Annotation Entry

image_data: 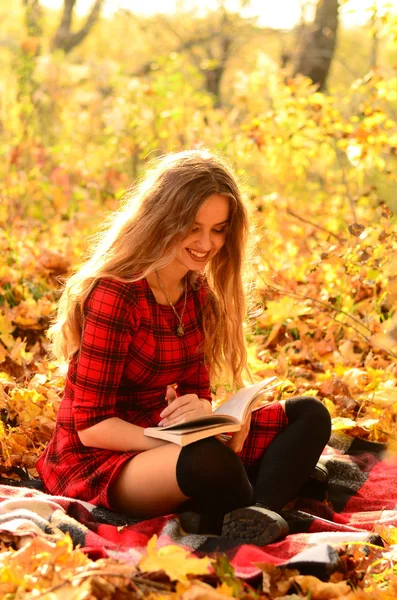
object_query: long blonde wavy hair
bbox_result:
[48,149,250,388]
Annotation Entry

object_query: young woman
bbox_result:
[36,150,331,546]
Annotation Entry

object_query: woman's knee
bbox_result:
[285,396,332,442]
[108,443,187,517]
[176,437,253,508]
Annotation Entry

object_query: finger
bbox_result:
[217,434,232,444]
[161,394,197,417]
[159,410,197,427]
[160,407,200,426]
[226,439,241,452]
[160,399,205,424]
[160,395,192,419]
[166,387,177,404]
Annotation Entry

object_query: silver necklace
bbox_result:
[155,270,188,337]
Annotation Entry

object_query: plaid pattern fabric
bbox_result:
[36,276,287,510]
[238,402,288,471]
[36,277,212,508]
[4,433,397,580]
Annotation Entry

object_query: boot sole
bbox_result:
[222,507,289,546]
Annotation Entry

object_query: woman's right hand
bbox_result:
[158,392,212,427]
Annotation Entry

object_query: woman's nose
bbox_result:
[197,230,212,251]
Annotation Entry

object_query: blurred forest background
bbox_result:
[0,0,397,472]
[0,0,397,595]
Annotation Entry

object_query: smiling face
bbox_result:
[174,194,230,274]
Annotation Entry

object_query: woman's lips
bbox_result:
[186,248,210,262]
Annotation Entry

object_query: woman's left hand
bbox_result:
[158,393,212,427]
[222,412,252,453]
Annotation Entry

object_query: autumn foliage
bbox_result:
[0,2,397,597]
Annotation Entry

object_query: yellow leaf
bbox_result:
[341,368,368,394]
[374,524,397,546]
[0,372,14,385]
[303,389,319,398]
[8,388,43,423]
[292,574,350,598]
[372,313,397,352]
[9,338,33,365]
[260,297,311,327]
[216,582,235,597]
[8,432,28,452]
[176,581,234,600]
[331,417,356,431]
[0,313,15,350]
[356,418,379,431]
[372,384,397,406]
[0,344,7,364]
[139,535,212,582]
[323,398,337,418]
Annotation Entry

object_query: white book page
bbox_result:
[145,377,279,435]
[156,413,239,431]
[213,377,279,423]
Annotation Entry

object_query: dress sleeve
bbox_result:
[72,279,138,431]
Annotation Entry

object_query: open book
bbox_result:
[144,377,280,447]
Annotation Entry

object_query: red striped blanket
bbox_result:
[0,433,395,579]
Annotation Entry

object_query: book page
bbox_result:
[144,422,241,446]
[213,377,279,423]
[155,413,239,431]
[144,377,279,437]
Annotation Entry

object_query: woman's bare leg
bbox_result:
[108,443,189,518]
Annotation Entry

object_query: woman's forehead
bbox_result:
[195,194,230,224]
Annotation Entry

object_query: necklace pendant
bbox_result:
[176,324,185,337]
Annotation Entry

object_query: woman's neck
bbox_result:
[145,266,188,305]
[153,265,187,289]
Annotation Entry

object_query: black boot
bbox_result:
[298,462,329,501]
[222,505,289,546]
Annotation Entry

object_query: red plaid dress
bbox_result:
[36,277,287,509]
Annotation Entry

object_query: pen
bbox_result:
[165,383,179,404]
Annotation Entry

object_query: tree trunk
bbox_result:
[370,4,378,69]
[202,34,231,107]
[203,67,223,107]
[294,0,339,91]
[23,0,43,39]
[51,0,104,53]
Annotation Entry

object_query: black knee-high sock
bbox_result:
[253,397,331,512]
[176,437,253,514]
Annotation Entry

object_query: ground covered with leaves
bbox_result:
[0,193,396,598]
[1,523,397,599]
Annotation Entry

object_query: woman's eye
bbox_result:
[190,227,227,234]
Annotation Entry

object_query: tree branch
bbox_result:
[53,0,76,44]
[69,0,104,49]
[52,0,104,53]
[260,279,397,360]
[131,32,221,76]
[286,208,343,241]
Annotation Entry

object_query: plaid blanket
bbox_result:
[1,433,396,580]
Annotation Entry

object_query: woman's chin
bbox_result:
[188,260,209,271]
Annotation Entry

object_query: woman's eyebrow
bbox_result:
[194,220,229,226]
